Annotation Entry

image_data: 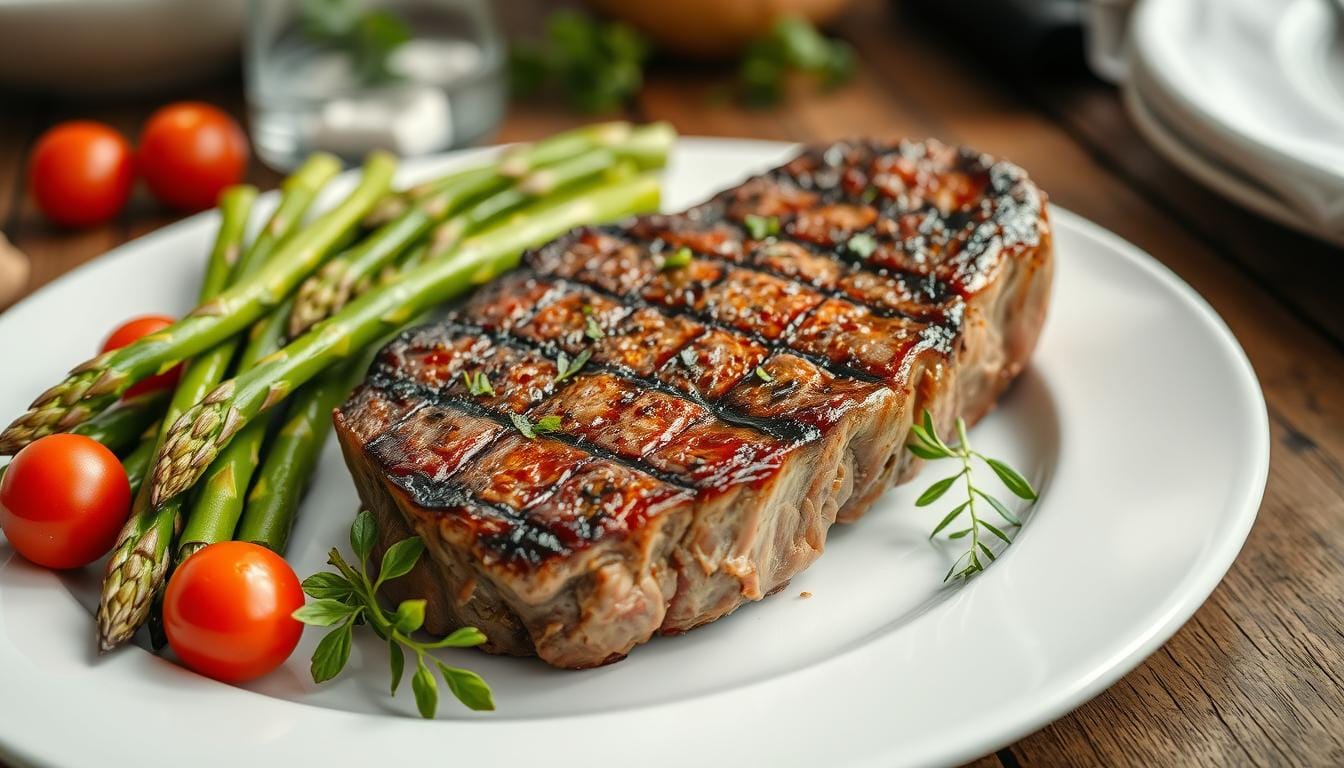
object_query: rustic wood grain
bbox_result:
[0,1,1341,764]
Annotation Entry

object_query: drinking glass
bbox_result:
[245,0,505,169]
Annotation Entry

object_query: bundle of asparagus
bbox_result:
[0,121,673,651]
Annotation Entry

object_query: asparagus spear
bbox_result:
[0,389,168,486]
[0,152,397,454]
[120,428,159,499]
[286,167,504,337]
[171,158,348,562]
[426,151,637,261]
[360,122,645,228]
[71,390,169,456]
[236,357,364,553]
[151,171,663,505]
[174,293,300,562]
[236,153,343,278]
[285,124,672,338]
[97,185,259,652]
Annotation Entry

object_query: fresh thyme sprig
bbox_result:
[908,410,1037,581]
[293,511,494,716]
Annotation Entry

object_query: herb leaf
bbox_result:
[661,246,693,270]
[510,412,538,439]
[311,621,354,683]
[412,659,438,718]
[438,662,496,711]
[847,233,878,258]
[754,365,774,383]
[915,473,960,507]
[984,458,1038,500]
[296,512,495,717]
[350,509,376,565]
[535,415,563,434]
[463,371,495,397]
[973,487,1021,526]
[388,639,406,695]
[744,214,780,239]
[584,314,605,340]
[293,599,360,627]
[426,626,489,649]
[929,501,969,538]
[554,348,592,384]
[378,537,426,584]
[906,441,947,461]
[908,410,1037,582]
[302,571,355,601]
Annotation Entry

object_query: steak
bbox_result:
[334,139,1054,668]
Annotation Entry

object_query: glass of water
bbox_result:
[245,0,505,170]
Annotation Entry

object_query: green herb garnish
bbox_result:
[846,233,878,258]
[744,214,781,240]
[511,412,562,439]
[462,371,494,397]
[754,365,774,383]
[293,511,494,717]
[908,410,1037,581]
[584,314,605,340]
[554,348,592,384]
[661,246,693,271]
[508,10,650,113]
[739,16,855,107]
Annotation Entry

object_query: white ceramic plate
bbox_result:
[1122,70,1344,245]
[0,139,1268,768]
[1129,0,1344,235]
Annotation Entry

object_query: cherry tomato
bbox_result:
[28,121,135,228]
[163,541,304,683]
[137,103,249,212]
[0,434,131,569]
[101,314,182,398]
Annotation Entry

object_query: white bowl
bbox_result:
[0,0,244,93]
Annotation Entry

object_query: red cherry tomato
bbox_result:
[101,314,182,398]
[163,541,305,683]
[28,121,135,228]
[0,434,131,569]
[138,102,249,212]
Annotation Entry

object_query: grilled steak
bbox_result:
[334,139,1054,668]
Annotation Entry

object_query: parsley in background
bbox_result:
[739,16,855,107]
[508,11,854,112]
[509,11,650,113]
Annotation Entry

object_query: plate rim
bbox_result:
[1122,66,1344,245]
[0,137,1269,768]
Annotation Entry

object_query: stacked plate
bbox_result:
[1124,0,1344,243]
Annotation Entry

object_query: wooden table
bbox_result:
[1,1,1341,764]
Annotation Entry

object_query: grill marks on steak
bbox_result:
[334,139,1053,667]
